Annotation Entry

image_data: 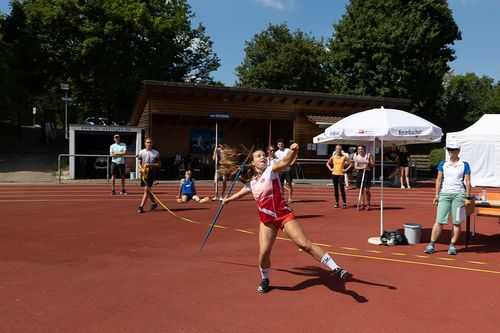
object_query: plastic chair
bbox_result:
[473,192,500,237]
[94,157,108,177]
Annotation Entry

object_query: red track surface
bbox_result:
[1,182,499,332]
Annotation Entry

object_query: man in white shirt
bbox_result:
[275,139,295,203]
[137,137,161,213]
[109,134,127,195]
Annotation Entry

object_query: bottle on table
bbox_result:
[481,188,487,201]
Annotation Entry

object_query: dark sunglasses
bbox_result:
[447,148,459,151]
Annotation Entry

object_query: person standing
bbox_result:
[275,139,295,203]
[326,145,351,208]
[221,143,351,293]
[137,137,161,213]
[398,145,412,189]
[109,134,127,195]
[347,146,357,189]
[267,144,278,166]
[212,143,227,201]
[354,145,373,210]
[424,142,471,255]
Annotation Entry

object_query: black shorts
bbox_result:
[140,170,156,188]
[399,163,409,168]
[356,170,372,188]
[279,170,292,184]
[111,163,125,177]
[182,193,195,201]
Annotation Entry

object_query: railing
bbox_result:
[58,154,112,184]
[59,153,140,184]
[294,159,326,179]
[294,158,417,183]
[58,153,137,184]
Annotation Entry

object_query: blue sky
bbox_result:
[1,0,499,86]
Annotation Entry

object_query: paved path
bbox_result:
[0,126,66,183]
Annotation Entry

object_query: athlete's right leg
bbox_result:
[257,223,278,293]
[259,223,278,268]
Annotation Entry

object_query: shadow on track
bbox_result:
[166,207,210,212]
[207,260,396,303]
[295,214,324,219]
[272,266,397,303]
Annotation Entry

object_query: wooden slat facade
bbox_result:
[130,81,410,178]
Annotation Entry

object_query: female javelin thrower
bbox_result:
[221,143,351,293]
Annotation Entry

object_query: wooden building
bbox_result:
[129,81,409,179]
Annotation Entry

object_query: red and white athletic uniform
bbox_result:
[246,166,295,229]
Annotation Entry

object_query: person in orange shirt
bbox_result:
[326,145,352,208]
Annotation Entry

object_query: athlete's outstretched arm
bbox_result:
[222,186,251,205]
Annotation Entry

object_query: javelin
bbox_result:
[357,169,366,210]
[199,145,254,253]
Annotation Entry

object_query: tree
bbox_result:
[0,18,13,121]
[1,0,220,124]
[327,0,461,121]
[1,1,50,129]
[236,23,328,92]
[440,73,500,133]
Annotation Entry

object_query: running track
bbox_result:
[0,182,499,332]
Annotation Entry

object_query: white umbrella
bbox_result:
[313,107,443,236]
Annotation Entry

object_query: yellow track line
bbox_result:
[326,251,500,275]
[144,184,500,274]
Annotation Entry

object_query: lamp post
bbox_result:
[32,107,36,126]
[60,83,70,139]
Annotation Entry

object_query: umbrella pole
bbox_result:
[368,138,384,246]
[380,138,384,236]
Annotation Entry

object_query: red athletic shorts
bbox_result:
[260,212,296,230]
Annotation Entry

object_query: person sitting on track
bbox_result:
[177,170,209,204]
[220,143,352,294]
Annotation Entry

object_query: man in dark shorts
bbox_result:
[275,139,295,203]
[137,137,161,213]
[109,134,127,195]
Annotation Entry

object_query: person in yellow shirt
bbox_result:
[326,145,352,208]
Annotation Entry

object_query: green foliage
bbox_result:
[327,0,461,121]
[428,148,445,175]
[0,0,220,124]
[440,73,500,133]
[236,23,328,92]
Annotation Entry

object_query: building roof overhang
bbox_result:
[130,81,410,125]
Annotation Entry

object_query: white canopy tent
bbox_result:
[313,107,443,236]
[446,114,500,188]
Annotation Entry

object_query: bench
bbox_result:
[410,154,430,176]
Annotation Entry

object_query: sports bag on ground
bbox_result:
[380,230,409,246]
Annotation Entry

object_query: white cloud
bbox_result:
[256,0,287,10]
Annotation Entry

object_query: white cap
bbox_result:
[446,142,460,150]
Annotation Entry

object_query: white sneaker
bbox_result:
[212,196,218,201]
